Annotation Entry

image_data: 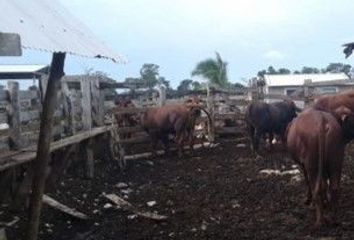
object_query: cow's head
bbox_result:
[184,96,202,107]
[283,99,301,118]
[334,106,354,141]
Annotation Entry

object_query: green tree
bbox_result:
[191,81,202,90]
[324,63,352,74]
[233,82,245,89]
[177,79,193,92]
[267,66,277,74]
[140,63,160,89]
[301,67,320,74]
[158,76,170,89]
[257,66,290,76]
[278,68,291,74]
[125,77,141,84]
[257,70,267,77]
[191,52,229,87]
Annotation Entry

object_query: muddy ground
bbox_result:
[3,139,354,240]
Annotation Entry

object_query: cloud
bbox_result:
[263,50,286,60]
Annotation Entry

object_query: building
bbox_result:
[263,73,353,97]
[262,73,354,109]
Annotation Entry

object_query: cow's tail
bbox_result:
[315,117,327,201]
[191,106,214,142]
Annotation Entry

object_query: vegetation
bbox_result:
[191,52,229,87]
[257,63,352,77]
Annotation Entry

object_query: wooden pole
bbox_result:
[206,84,215,142]
[7,81,21,150]
[26,52,66,240]
[158,84,166,106]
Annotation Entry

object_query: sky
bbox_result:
[2,0,354,88]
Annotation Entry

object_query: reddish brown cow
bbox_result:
[114,98,138,139]
[286,109,345,227]
[141,102,212,157]
[313,90,354,142]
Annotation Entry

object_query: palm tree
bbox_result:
[191,52,228,87]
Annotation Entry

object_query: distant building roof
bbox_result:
[264,73,351,87]
[0,64,48,73]
[0,64,49,79]
[0,0,125,62]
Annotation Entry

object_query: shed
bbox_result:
[263,73,353,96]
[0,64,49,82]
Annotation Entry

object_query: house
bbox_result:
[263,73,353,97]
[262,73,354,108]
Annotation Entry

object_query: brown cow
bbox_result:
[114,98,138,139]
[313,90,354,142]
[142,101,212,157]
[246,99,299,154]
[286,109,345,227]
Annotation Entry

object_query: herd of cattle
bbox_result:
[114,90,354,228]
[246,90,354,228]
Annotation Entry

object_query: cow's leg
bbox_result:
[321,179,329,209]
[268,132,274,153]
[247,124,256,153]
[253,129,262,155]
[188,131,195,156]
[161,133,170,156]
[176,131,185,158]
[328,166,342,225]
[310,172,324,228]
[300,165,312,206]
[149,131,159,157]
[174,119,187,158]
[328,176,340,225]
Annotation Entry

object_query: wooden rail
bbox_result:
[0,125,113,171]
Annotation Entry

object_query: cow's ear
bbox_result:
[335,106,352,122]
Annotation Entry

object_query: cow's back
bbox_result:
[245,101,272,131]
[142,105,189,131]
[286,109,343,164]
[268,101,297,135]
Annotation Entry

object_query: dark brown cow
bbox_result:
[313,90,354,142]
[245,99,299,154]
[141,101,212,157]
[286,109,345,227]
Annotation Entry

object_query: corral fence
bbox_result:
[110,86,251,165]
[0,75,125,207]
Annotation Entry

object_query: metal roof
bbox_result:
[264,73,350,87]
[0,0,125,63]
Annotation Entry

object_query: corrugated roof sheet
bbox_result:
[0,64,48,73]
[264,73,350,87]
[0,0,125,63]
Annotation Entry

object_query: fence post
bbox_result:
[90,77,104,126]
[206,84,215,142]
[80,76,94,178]
[158,84,166,106]
[62,81,74,136]
[7,81,21,150]
[81,75,92,130]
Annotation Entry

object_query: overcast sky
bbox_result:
[3,0,354,88]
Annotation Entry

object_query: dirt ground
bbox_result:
[4,138,354,240]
